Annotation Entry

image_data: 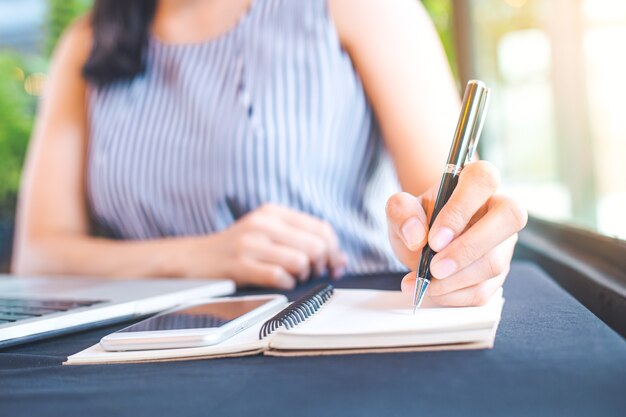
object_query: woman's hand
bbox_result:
[188,204,348,290]
[386,161,528,306]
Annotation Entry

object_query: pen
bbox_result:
[412,80,491,313]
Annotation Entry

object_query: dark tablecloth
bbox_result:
[1,261,624,417]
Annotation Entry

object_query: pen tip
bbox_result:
[412,278,430,313]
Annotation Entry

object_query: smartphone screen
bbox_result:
[118,297,275,333]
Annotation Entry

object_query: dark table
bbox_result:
[1,261,624,417]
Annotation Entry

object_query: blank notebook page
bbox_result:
[279,288,504,337]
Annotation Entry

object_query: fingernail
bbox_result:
[430,258,457,279]
[430,227,455,251]
[401,217,425,249]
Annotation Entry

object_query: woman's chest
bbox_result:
[87,37,371,190]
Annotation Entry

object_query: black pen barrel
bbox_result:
[417,171,460,280]
[417,244,435,281]
[429,170,460,226]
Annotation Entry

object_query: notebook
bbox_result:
[64,284,504,365]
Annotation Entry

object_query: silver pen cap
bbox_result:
[446,80,490,168]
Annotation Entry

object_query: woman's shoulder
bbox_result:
[328,0,428,50]
[52,14,93,70]
[41,14,93,108]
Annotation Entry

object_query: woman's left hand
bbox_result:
[385,161,528,306]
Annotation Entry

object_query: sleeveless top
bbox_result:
[86,0,405,273]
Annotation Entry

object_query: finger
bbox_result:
[429,161,500,252]
[330,252,349,280]
[428,274,505,307]
[430,195,527,279]
[246,237,312,283]
[385,192,429,267]
[266,205,346,273]
[238,257,296,290]
[285,213,347,275]
[270,227,333,277]
[427,235,516,297]
[244,209,334,276]
[400,271,418,297]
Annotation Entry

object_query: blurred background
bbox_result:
[0,0,625,272]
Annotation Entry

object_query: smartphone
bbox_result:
[100,294,287,351]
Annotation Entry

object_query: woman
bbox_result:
[13,0,526,306]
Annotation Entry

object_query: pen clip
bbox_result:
[465,87,490,164]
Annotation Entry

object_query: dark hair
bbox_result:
[82,0,158,87]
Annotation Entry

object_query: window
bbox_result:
[452,0,626,239]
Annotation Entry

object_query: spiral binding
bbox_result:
[258,284,334,339]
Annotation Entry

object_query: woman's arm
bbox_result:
[13,19,195,279]
[332,0,527,306]
[330,0,459,195]
[13,19,346,288]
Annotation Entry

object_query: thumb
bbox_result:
[385,192,429,268]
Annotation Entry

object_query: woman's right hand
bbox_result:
[186,204,348,290]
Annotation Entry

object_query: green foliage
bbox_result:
[0,0,92,218]
[0,54,37,217]
[422,0,458,79]
[46,0,92,57]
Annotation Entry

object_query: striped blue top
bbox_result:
[86,0,405,273]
